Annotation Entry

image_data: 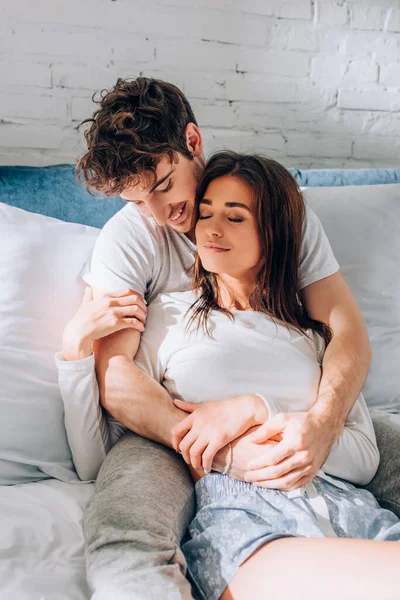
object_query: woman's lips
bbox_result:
[203,245,230,253]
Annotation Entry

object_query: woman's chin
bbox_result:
[202,264,224,275]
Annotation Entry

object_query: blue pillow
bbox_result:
[1,164,400,228]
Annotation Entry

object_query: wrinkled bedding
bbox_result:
[0,479,94,600]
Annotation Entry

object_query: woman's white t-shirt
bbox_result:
[56,290,379,485]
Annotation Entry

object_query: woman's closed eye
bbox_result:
[198,214,244,223]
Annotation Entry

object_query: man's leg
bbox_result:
[361,418,400,518]
[83,432,196,600]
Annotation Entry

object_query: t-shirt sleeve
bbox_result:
[133,296,172,383]
[298,204,339,290]
[81,205,155,299]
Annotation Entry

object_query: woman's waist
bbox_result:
[194,471,352,505]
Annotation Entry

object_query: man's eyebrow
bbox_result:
[149,169,174,193]
[200,198,252,212]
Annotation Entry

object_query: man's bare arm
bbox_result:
[94,326,265,480]
[94,328,185,448]
[303,271,372,440]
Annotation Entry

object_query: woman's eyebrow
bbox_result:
[200,198,251,212]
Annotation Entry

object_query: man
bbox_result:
[74,76,400,599]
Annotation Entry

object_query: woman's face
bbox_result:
[195,175,263,278]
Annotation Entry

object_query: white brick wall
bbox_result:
[1,0,399,168]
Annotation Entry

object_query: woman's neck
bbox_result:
[217,274,255,311]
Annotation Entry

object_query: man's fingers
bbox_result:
[250,414,286,443]
[247,442,293,470]
[245,453,307,483]
[253,466,309,491]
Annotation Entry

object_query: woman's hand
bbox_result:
[171,395,269,473]
[62,287,147,360]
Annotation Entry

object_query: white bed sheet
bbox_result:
[0,413,398,600]
[0,479,94,600]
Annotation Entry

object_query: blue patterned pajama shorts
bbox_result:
[182,472,400,600]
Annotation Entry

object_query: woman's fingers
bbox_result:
[109,288,136,299]
[115,305,147,324]
[178,431,199,465]
[84,286,93,301]
[189,438,209,470]
[123,318,145,333]
[171,417,193,452]
[112,292,147,313]
[79,286,93,306]
[201,443,219,473]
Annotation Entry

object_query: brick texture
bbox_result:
[0,0,399,167]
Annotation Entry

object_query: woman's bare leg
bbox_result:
[220,537,399,600]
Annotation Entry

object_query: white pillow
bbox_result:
[0,203,99,484]
[302,184,400,414]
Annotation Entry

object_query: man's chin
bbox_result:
[170,222,190,233]
[169,216,195,235]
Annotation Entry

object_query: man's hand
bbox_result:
[242,410,337,490]
[171,395,269,473]
[214,426,280,482]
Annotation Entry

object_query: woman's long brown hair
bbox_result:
[187,151,333,347]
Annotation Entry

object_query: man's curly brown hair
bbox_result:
[76,77,198,196]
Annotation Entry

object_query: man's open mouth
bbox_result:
[169,202,187,224]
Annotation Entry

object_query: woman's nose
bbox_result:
[206,221,223,238]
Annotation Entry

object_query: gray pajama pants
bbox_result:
[83,420,400,600]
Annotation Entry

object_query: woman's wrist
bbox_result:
[247,394,269,425]
[62,324,93,361]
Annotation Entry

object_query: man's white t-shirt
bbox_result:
[82,201,339,300]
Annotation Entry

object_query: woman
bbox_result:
[58,152,400,600]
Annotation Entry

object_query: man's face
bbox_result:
[119,153,204,234]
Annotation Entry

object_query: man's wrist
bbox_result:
[309,400,343,441]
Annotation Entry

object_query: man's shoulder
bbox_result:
[151,290,196,311]
[94,203,171,263]
[103,202,159,239]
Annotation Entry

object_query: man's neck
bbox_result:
[184,229,196,244]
